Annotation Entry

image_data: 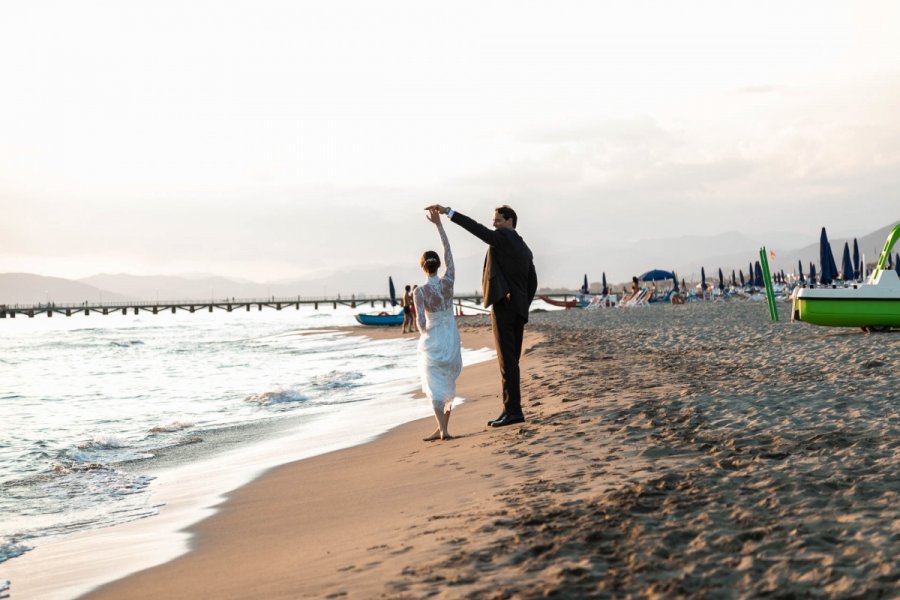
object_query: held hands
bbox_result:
[425,204,448,215]
[425,207,441,224]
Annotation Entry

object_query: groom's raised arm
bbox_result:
[448,210,501,247]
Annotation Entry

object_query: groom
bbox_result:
[426,204,537,427]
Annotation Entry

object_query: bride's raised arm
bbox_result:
[436,220,454,285]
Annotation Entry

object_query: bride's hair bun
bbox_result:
[420,250,441,274]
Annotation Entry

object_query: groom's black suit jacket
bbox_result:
[450,211,538,321]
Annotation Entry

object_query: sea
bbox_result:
[0,304,495,597]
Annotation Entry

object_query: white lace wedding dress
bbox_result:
[414,223,462,412]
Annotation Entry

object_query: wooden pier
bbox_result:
[0,294,491,319]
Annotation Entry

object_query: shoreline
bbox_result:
[0,324,497,600]
[79,320,530,600]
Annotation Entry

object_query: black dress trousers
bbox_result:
[490,300,526,417]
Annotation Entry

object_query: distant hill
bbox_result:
[0,273,132,305]
[3,222,896,303]
[79,274,272,303]
[764,221,899,277]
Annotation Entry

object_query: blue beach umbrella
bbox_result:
[798,260,805,283]
[739,270,745,286]
[896,252,900,274]
[672,271,679,292]
[809,263,817,285]
[701,267,707,291]
[754,261,763,287]
[718,268,725,291]
[852,238,860,280]
[819,227,838,285]
[581,274,589,294]
[731,270,737,287]
[601,272,608,296]
[388,276,397,307]
[841,242,853,281]
[639,269,676,281]
[889,253,895,270]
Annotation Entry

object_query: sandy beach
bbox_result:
[73,303,900,597]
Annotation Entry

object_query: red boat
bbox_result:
[539,295,581,308]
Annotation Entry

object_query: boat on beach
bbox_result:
[539,295,582,309]
[792,223,900,330]
[354,311,404,326]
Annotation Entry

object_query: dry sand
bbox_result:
[81,303,898,598]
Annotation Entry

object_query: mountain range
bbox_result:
[1,222,896,305]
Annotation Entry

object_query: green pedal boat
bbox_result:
[792,223,900,330]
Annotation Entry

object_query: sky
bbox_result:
[2,0,900,286]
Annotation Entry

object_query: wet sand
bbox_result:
[83,303,898,598]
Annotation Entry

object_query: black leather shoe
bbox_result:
[490,414,525,427]
[487,413,507,427]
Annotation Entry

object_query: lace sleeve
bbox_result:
[437,222,454,304]
[413,287,426,332]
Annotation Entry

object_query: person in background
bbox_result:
[401,285,414,334]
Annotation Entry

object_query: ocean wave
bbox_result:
[110,340,144,347]
[244,389,309,406]
[310,370,364,389]
[77,435,125,450]
[0,538,32,563]
[149,421,194,433]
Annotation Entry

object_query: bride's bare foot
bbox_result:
[440,432,453,440]
[422,429,441,442]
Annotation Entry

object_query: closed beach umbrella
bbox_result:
[889,254,895,270]
[852,238,860,279]
[896,252,900,274]
[798,260,805,283]
[582,273,589,294]
[819,227,838,285]
[739,270,745,286]
[672,270,679,292]
[389,276,397,307]
[601,272,608,295]
[809,263,817,285]
[754,261,763,287]
[718,268,725,291]
[682,278,686,291]
[701,267,707,290]
[841,242,853,281]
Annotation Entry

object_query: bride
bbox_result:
[414,207,463,441]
